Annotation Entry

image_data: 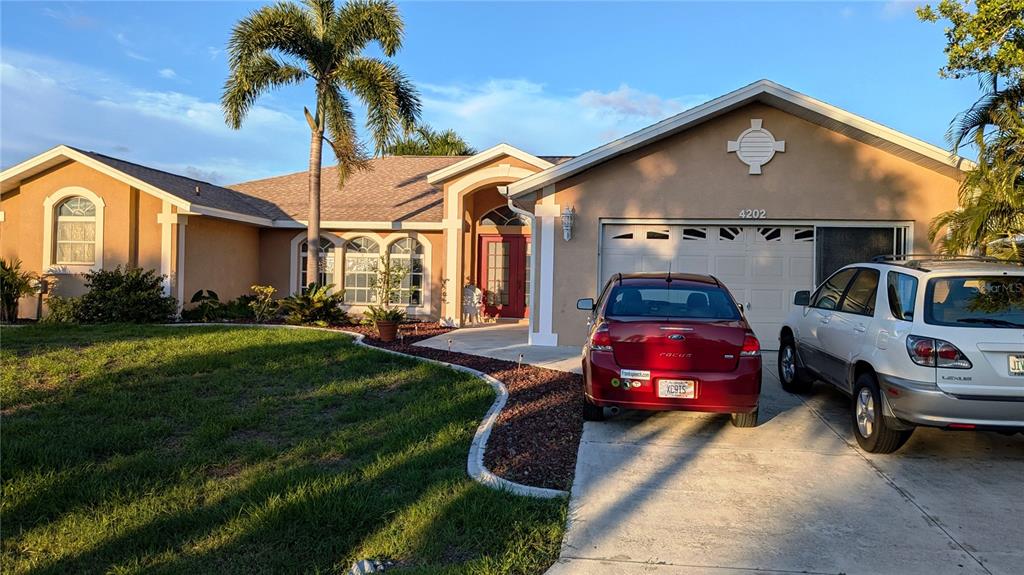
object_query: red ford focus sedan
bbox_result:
[577,273,762,427]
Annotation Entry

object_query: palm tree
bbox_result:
[385,125,476,156]
[947,73,1024,154]
[223,0,420,287]
[930,120,1024,261]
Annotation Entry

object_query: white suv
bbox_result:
[778,257,1024,453]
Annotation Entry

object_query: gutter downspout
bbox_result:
[499,185,537,343]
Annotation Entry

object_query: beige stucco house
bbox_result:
[0,80,965,348]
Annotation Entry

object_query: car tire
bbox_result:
[851,373,913,454]
[582,398,606,421]
[778,338,813,394]
[731,409,758,428]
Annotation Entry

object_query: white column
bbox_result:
[441,194,464,326]
[531,186,559,346]
[158,201,174,296]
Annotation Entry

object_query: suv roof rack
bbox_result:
[871,254,1021,271]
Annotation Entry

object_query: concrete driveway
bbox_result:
[547,352,1024,575]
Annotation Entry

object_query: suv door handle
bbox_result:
[853,323,867,333]
[818,316,830,324]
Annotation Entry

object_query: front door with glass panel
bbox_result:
[479,235,528,318]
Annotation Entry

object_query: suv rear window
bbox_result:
[924,276,1024,328]
[605,284,740,320]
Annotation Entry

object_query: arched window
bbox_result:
[54,196,97,265]
[479,205,528,226]
[344,236,379,304]
[388,238,424,306]
[299,237,337,291]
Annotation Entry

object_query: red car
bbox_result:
[577,273,762,427]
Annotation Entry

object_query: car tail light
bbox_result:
[906,335,972,369]
[590,323,613,352]
[740,333,761,357]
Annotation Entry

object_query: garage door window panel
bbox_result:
[810,268,857,311]
[839,269,880,316]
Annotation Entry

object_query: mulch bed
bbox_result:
[351,322,583,492]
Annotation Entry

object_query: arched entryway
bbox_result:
[476,205,530,319]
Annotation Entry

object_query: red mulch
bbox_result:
[352,322,583,492]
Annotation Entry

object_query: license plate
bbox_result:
[658,379,696,399]
[1010,355,1024,376]
[620,369,651,380]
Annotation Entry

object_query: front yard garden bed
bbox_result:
[351,325,584,492]
[0,324,566,574]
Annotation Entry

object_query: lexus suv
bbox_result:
[778,256,1024,453]
[577,273,762,427]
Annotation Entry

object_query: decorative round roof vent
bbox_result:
[727,119,785,175]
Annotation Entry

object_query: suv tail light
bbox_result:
[590,323,613,351]
[906,335,972,369]
[740,334,761,357]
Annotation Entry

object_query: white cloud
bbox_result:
[881,1,917,19]
[158,68,177,79]
[419,79,706,155]
[206,46,222,60]
[0,49,305,183]
[840,6,855,19]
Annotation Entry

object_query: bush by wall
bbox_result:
[76,266,177,323]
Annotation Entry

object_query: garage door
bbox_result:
[600,224,815,349]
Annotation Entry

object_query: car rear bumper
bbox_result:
[584,351,761,413]
[878,373,1024,429]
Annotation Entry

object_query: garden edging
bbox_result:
[164,323,568,499]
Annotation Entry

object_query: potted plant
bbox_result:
[364,305,406,342]
[365,255,412,341]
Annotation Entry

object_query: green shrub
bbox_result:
[363,305,406,323]
[77,266,177,323]
[43,295,81,324]
[280,284,347,326]
[248,285,279,323]
[184,289,222,322]
[222,294,257,320]
[1,258,36,323]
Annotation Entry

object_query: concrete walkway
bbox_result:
[547,352,1024,575]
[415,323,582,373]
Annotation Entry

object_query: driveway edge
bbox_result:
[163,323,567,499]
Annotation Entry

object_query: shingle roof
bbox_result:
[74,148,280,220]
[230,155,468,223]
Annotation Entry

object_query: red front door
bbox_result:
[479,235,529,318]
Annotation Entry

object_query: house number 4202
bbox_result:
[738,209,767,219]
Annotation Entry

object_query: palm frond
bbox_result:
[222,54,308,128]
[337,56,420,154]
[226,2,316,70]
[321,83,370,183]
[333,0,404,57]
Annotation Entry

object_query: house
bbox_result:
[0,80,965,348]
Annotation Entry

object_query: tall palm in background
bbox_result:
[931,105,1024,260]
[385,125,477,156]
[223,0,420,287]
[947,73,1024,154]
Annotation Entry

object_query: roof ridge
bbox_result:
[70,147,230,190]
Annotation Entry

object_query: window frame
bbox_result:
[809,268,858,311]
[886,271,919,322]
[42,187,106,274]
[838,268,880,317]
[343,236,381,305]
[298,237,338,292]
[388,237,425,307]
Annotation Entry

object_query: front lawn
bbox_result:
[0,325,566,574]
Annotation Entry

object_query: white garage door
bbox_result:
[600,224,815,349]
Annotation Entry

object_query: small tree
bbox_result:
[369,254,410,308]
[0,258,37,323]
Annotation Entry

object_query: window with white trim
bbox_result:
[299,237,336,291]
[480,206,527,226]
[388,238,424,305]
[54,196,97,264]
[344,236,379,304]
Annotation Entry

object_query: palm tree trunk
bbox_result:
[306,120,324,288]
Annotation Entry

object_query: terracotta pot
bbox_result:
[375,320,399,342]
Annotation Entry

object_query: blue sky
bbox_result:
[1,1,979,184]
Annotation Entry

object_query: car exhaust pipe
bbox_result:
[608,406,620,416]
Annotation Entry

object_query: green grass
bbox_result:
[0,325,566,575]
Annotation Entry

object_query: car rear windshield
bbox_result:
[604,283,741,320]
[924,276,1024,328]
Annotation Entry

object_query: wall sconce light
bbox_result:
[561,206,575,241]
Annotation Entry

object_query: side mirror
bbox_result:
[576,298,595,311]
[793,290,811,306]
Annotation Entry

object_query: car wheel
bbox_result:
[778,338,813,394]
[851,373,912,454]
[582,398,606,421]
[730,409,758,428]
